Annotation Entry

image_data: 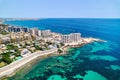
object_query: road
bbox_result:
[0,48,58,78]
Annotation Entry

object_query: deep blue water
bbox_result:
[4,18,120,80]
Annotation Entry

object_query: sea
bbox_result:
[3,18,120,80]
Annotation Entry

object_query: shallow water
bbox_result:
[6,41,120,80]
[4,19,120,80]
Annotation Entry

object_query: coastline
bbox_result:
[0,24,106,80]
[1,51,60,80]
[0,48,58,79]
[0,37,106,79]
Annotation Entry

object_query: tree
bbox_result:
[57,44,60,48]
[2,52,12,64]
[58,49,63,54]
[60,42,64,46]
[34,45,40,50]
[6,44,20,56]
[46,42,52,45]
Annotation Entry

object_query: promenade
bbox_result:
[0,48,58,78]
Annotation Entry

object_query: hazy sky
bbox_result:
[0,0,120,18]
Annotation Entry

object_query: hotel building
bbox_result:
[38,30,41,36]
[30,28,38,35]
[8,26,29,33]
[61,33,81,43]
[42,30,51,37]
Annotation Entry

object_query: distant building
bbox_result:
[0,21,2,24]
[38,30,41,36]
[42,30,51,37]
[61,33,81,43]
[30,28,38,35]
[8,26,29,33]
[1,37,11,43]
[15,27,21,32]
[8,26,14,32]
[21,27,29,32]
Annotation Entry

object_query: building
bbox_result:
[21,49,31,57]
[1,37,11,43]
[7,26,14,32]
[61,35,70,43]
[38,30,41,36]
[30,28,38,35]
[70,33,81,42]
[61,33,81,43]
[8,26,29,33]
[42,30,51,37]
[21,27,29,32]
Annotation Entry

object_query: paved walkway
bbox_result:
[0,48,58,78]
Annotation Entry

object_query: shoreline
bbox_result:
[1,51,60,80]
[0,48,58,79]
[0,37,106,79]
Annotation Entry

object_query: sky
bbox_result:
[0,0,120,18]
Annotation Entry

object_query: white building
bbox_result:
[30,28,42,37]
[0,21,2,24]
[42,30,51,37]
[1,37,11,43]
[61,35,70,43]
[70,33,81,42]
[30,28,38,35]
[61,33,81,43]
[38,30,41,36]
[21,49,31,57]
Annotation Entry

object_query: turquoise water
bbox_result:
[4,19,120,80]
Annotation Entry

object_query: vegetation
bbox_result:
[0,62,6,68]
[46,42,52,45]
[58,48,63,54]
[6,44,20,56]
[25,41,31,46]
[0,24,9,27]
[34,45,43,50]
[6,44,14,50]
[2,52,12,64]
[57,44,60,48]
[60,42,64,46]
[0,30,9,35]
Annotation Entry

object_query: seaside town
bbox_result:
[0,20,103,78]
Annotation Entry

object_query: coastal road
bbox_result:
[0,48,58,78]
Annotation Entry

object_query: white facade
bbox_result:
[70,33,81,42]
[38,30,41,36]
[61,35,70,43]
[30,28,38,36]
[42,30,51,37]
[61,33,81,43]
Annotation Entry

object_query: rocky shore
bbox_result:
[0,37,106,79]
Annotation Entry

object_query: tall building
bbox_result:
[8,26,13,32]
[70,33,81,42]
[8,26,30,33]
[61,33,81,43]
[29,28,42,37]
[21,27,29,32]
[38,30,41,36]
[30,28,38,35]
[42,30,51,37]
[61,35,70,43]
